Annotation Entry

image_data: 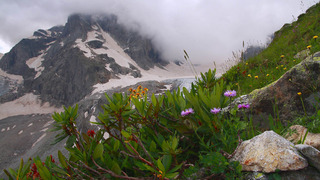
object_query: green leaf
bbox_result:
[21,160,32,178]
[151,94,157,105]
[121,130,130,138]
[3,169,14,180]
[166,172,179,178]
[111,162,122,175]
[143,163,157,173]
[157,159,165,173]
[161,140,170,152]
[35,159,51,180]
[66,135,76,148]
[113,139,120,151]
[162,155,172,172]
[93,143,104,159]
[168,162,183,173]
[58,151,68,169]
[8,168,17,177]
[82,133,90,144]
[16,158,23,178]
[52,167,67,175]
[171,136,179,151]
[150,141,157,152]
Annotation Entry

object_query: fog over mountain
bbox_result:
[0,0,317,64]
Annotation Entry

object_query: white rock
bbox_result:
[231,131,308,173]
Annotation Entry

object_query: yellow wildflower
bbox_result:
[283,68,287,70]
[266,74,269,77]
[276,67,279,69]
[248,74,252,78]
[297,92,302,96]
[307,45,312,49]
[246,63,248,65]
[254,76,258,79]
[293,60,296,62]
[281,65,284,67]
[280,55,285,58]
[313,35,318,39]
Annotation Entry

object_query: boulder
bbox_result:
[286,125,320,150]
[295,144,320,171]
[231,131,308,173]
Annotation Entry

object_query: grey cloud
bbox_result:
[0,0,317,64]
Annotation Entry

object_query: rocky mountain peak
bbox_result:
[0,13,169,106]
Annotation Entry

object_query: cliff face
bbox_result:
[0,14,167,106]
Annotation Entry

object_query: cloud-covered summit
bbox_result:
[0,0,317,64]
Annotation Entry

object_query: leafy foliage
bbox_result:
[3,69,254,179]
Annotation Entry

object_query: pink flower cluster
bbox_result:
[224,90,236,97]
[238,104,250,109]
[181,108,194,117]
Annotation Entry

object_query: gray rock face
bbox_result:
[231,131,308,173]
[295,144,320,171]
[0,14,167,106]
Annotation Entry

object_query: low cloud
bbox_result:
[0,0,317,64]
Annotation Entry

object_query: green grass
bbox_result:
[222,2,320,95]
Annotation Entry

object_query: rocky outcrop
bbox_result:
[231,131,308,173]
[241,53,320,128]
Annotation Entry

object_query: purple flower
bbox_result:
[210,108,221,114]
[243,104,250,109]
[224,90,236,97]
[181,108,194,117]
[238,103,250,109]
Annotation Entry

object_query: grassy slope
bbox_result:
[222,3,320,96]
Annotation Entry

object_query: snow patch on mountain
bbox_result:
[0,93,62,120]
[74,39,94,58]
[98,29,134,68]
[26,51,45,79]
[74,26,140,69]
[0,69,23,84]
[92,62,196,94]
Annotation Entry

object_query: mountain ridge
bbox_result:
[0,13,170,106]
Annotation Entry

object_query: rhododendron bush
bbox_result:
[4,69,249,179]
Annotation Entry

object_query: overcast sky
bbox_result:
[0,0,318,64]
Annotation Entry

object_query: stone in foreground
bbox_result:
[231,131,308,173]
[295,144,320,171]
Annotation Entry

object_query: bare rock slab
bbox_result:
[286,125,320,150]
[231,131,308,173]
[295,144,320,171]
